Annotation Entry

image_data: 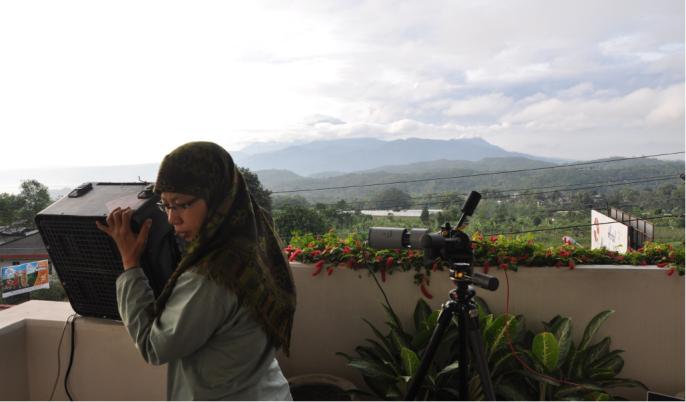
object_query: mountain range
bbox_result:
[0,137,562,196]
[3,137,677,203]
[230,137,566,176]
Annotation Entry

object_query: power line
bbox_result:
[274,174,682,210]
[271,151,684,194]
[483,214,684,237]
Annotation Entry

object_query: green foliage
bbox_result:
[339,299,647,400]
[239,167,273,214]
[273,205,329,242]
[420,205,430,225]
[371,187,413,211]
[285,232,686,292]
[0,180,52,229]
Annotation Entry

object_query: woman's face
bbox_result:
[160,192,209,241]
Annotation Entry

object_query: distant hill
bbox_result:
[260,157,685,204]
[232,137,567,176]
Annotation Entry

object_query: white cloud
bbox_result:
[443,93,514,117]
[0,0,682,170]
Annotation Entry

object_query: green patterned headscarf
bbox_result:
[153,141,296,355]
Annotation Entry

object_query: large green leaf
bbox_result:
[400,347,420,377]
[489,347,519,377]
[413,299,433,332]
[483,314,518,356]
[584,337,611,368]
[578,310,614,351]
[554,384,604,398]
[365,338,397,366]
[549,316,572,366]
[591,350,625,375]
[362,318,396,355]
[348,359,398,380]
[383,303,412,345]
[532,332,560,372]
[436,360,460,377]
[411,310,439,350]
[516,369,562,387]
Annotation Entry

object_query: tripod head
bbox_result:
[368,191,498,292]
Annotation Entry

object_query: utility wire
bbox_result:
[483,214,684,237]
[290,175,681,211]
[272,151,684,194]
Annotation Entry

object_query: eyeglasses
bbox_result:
[157,197,200,214]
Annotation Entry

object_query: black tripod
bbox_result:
[405,262,498,401]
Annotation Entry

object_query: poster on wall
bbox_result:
[1,260,50,298]
[591,210,629,253]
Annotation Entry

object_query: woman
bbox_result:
[96,141,296,400]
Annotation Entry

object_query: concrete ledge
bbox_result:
[279,263,684,400]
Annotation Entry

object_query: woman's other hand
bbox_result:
[96,207,152,270]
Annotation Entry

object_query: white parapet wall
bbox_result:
[278,263,685,400]
[0,264,683,400]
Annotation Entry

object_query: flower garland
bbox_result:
[285,231,685,298]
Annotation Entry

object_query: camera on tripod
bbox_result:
[367,190,500,400]
[367,190,498,292]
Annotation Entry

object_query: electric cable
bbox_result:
[274,174,682,210]
[483,214,683,237]
[64,314,79,401]
[50,313,77,401]
[272,151,684,194]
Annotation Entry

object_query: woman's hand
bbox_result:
[96,207,152,270]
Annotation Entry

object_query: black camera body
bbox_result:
[368,191,498,291]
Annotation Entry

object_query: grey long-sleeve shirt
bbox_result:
[116,267,292,401]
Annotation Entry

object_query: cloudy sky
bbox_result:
[0,0,683,169]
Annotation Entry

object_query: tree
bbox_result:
[371,187,412,211]
[0,193,22,227]
[272,195,309,209]
[273,204,328,240]
[420,204,430,225]
[17,180,51,228]
[239,167,272,214]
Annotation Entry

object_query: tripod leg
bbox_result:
[465,311,497,401]
[405,305,454,401]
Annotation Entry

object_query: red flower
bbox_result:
[386,256,394,269]
[555,261,563,268]
[483,260,490,274]
[375,255,383,263]
[327,267,334,276]
[420,281,433,299]
[346,259,354,269]
[657,261,668,268]
[499,263,508,270]
[381,266,387,282]
[343,246,351,254]
[310,250,321,257]
[312,260,325,276]
[510,256,518,264]
[490,235,498,243]
[288,249,302,262]
[667,268,676,276]
[568,259,575,269]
